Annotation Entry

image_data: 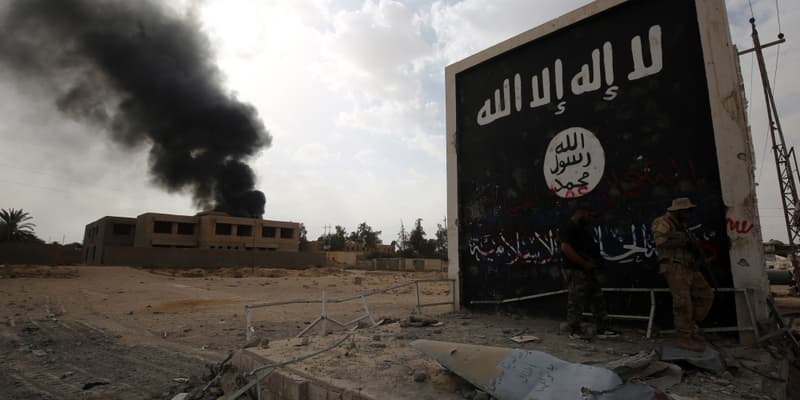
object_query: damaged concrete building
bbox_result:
[82,211,320,268]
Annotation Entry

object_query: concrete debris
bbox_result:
[583,382,663,400]
[659,345,725,373]
[509,335,540,344]
[641,362,682,391]
[604,350,658,378]
[602,350,682,391]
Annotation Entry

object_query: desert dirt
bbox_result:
[0,264,794,400]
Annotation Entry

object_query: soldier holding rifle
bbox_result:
[652,198,715,352]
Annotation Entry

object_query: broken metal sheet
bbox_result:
[411,340,629,400]
[659,345,724,373]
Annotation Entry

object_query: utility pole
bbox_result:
[745,18,799,290]
[322,224,331,251]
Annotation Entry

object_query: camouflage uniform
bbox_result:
[565,269,609,333]
[652,212,714,339]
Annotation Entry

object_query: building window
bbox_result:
[280,228,294,239]
[153,221,172,234]
[177,223,195,235]
[112,223,133,236]
[237,225,252,237]
[262,226,276,238]
[216,223,232,235]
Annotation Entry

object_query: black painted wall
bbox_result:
[455,0,735,326]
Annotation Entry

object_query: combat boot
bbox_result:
[676,336,705,352]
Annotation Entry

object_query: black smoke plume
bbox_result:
[0,0,270,218]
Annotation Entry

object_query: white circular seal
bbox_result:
[543,127,605,198]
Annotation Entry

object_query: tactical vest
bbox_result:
[652,213,695,271]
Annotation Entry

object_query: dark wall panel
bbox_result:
[455,0,734,325]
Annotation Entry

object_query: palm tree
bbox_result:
[0,208,37,242]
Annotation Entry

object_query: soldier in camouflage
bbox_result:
[561,205,618,340]
[652,197,714,352]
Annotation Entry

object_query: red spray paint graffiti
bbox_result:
[726,218,754,234]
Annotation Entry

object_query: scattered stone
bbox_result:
[127,311,133,315]
[17,345,31,353]
[60,371,75,379]
[354,277,364,285]
[373,335,381,341]
[170,393,189,400]
[369,343,387,349]
[413,371,429,382]
[32,350,47,357]
[172,377,189,383]
[433,329,443,334]
[259,338,270,349]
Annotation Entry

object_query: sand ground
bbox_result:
[0,265,792,399]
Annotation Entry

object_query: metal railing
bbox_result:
[244,278,455,342]
[471,287,760,340]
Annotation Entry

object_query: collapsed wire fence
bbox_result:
[244,278,456,342]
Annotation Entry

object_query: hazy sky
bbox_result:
[0,0,796,244]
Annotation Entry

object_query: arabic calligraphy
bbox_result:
[476,24,663,126]
[466,223,696,266]
[543,127,605,199]
[595,224,656,264]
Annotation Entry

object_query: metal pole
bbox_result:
[361,296,376,326]
[743,289,760,341]
[245,306,253,343]
[646,290,656,339]
[321,290,328,336]
[750,19,800,288]
[415,281,421,313]
[449,279,455,312]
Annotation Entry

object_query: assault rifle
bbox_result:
[684,228,719,292]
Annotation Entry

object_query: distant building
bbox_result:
[83,211,300,265]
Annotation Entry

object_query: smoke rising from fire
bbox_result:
[0,0,270,218]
